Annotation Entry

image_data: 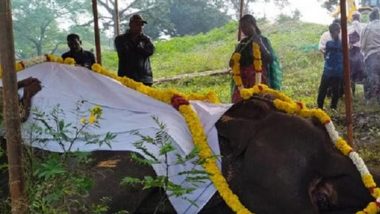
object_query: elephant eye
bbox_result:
[315,192,332,211]
[309,178,337,211]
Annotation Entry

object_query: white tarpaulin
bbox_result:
[7,62,232,214]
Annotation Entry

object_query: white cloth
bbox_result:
[6,62,232,214]
[361,19,380,61]
[319,30,342,54]
[319,31,332,54]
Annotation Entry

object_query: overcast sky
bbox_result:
[250,0,335,25]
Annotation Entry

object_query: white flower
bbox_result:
[349,152,370,176]
[325,122,340,143]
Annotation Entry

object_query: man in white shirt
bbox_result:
[319,19,342,98]
[319,19,341,54]
[361,8,380,102]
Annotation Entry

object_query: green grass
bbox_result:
[102,22,237,78]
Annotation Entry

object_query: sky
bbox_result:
[250,0,335,25]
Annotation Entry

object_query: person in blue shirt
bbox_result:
[317,23,343,110]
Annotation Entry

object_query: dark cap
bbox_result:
[130,14,147,25]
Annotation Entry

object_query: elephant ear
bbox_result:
[225,96,273,120]
[217,96,273,157]
[216,115,258,158]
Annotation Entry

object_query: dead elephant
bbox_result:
[1,95,379,214]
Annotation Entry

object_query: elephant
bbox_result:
[1,95,379,214]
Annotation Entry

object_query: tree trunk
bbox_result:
[0,0,28,213]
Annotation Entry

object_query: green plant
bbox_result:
[121,116,211,213]
[20,102,117,213]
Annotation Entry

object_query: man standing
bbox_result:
[348,12,365,95]
[317,23,343,110]
[361,8,380,103]
[114,14,155,86]
[62,34,96,69]
[319,19,341,54]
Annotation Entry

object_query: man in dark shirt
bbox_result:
[317,23,343,110]
[114,14,155,86]
[62,34,96,69]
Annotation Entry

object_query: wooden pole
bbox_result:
[92,0,102,64]
[115,0,120,36]
[238,0,244,41]
[0,0,27,213]
[340,0,354,146]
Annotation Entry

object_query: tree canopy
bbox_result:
[11,0,291,59]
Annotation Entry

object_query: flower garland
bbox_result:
[7,55,380,214]
[231,42,262,92]
[252,43,262,84]
[240,84,380,214]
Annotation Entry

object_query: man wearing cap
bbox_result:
[115,14,155,86]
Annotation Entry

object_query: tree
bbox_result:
[320,0,339,11]
[91,0,230,39]
[167,0,230,36]
[87,0,173,39]
[226,0,290,19]
[275,9,301,23]
[12,0,90,58]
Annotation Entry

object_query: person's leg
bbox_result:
[330,77,341,109]
[370,53,380,103]
[364,54,376,102]
[317,75,329,109]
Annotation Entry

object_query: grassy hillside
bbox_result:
[103,22,237,78]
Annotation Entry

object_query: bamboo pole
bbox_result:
[340,0,354,146]
[238,0,244,41]
[0,0,27,213]
[115,0,120,36]
[92,0,102,64]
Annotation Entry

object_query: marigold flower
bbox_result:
[80,117,87,125]
[90,105,103,117]
[15,62,24,71]
[88,114,96,124]
[63,57,76,65]
[335,138,352,156]
[363,174,376,189]
[91,63,102,72]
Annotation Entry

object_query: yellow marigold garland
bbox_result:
[230,42,262,92]
[231,52,243,88]
[252,43,262,72]
[8,55,380,214]
[178,104,250,214]
[63,57,76,65]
